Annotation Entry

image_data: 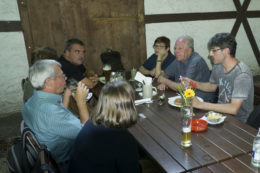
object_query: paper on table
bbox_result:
[135,98,152,105]
[134,71,152,85]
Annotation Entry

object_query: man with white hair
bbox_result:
[22,59,89,165]
[157,35,216,102]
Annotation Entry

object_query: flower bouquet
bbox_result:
[177,81,197,107]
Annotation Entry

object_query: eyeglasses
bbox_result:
[153,45,166,49]
[56,73,66,80]
[210,48,222,53]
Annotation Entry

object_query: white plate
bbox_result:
[138,91,157,97]
[168,96,204,107]
[99,76,106,84]
[86,92,93,101]
[200,115,226,125]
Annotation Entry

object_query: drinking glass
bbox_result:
[181,106,192,147]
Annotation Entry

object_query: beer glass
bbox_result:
[103,64,111,83]
[181,106,192,147]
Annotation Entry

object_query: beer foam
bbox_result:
[103,65,111,70]
[182,127,191,133]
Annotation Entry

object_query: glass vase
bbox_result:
[181,106,193,147]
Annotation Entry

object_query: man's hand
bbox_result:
[89,74,98,86]
[157,83,167,90]
[180,77,193,85]
[157,75,167,84]
[74,82,89,104]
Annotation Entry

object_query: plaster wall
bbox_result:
[145,0,260,75]
[0,0,29,116]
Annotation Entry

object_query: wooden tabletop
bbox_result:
[128,89,258,173]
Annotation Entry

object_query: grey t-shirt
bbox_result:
[164,52,216,102]
[210,61,254,123]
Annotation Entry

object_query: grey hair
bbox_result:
[29,59,61,89]
[177,35,194,52]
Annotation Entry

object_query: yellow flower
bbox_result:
[184,88,195,98]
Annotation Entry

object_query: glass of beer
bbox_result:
[181,106,192,147]
[103,64,111,83]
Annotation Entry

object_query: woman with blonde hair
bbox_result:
[69,81,141,173]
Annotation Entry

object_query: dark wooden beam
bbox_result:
[0,21,22,32]
[247,11,260,18]
[144,12,237,24]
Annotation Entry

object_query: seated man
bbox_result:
[22,59,89,164]
[139,36,176,78]
[58,38,98,89]
[23,46,59,102]
[157,35,216,102]
[182,33,254,123]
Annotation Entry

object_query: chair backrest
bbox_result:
[21,122,59,173]
[246,105,260,129]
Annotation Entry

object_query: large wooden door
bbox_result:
[18,0,146,74]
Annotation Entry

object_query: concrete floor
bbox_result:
[0,112,22,173]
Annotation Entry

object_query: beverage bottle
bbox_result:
[251,128,260,167]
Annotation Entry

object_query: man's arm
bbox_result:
[193,97,243,115]
[182,77,218,92]
[62,88,72,108]
[157,75,180,91]
[74,82,89,124]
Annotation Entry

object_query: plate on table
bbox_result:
[99,76,106,84]
[200,113,226,125]
[168,96,204,107]
[86,92,93,101]
[138,91,157,97]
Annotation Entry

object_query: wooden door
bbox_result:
[17,0,146,74]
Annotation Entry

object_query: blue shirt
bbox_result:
[143,52,176,71]
[164,52,216,102]
[22,90,83,163]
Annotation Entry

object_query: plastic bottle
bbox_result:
[251,128,260,167]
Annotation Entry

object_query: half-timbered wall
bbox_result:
[145,0,260,75]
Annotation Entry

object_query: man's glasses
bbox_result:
[210,48,222,53]
[153,45,166,49]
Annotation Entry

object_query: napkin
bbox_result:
[134,72,152,85]
[135,98,152,105]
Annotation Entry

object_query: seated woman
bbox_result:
[69,81,141,173]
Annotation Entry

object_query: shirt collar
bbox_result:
[34,90,63,104]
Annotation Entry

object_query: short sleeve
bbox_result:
[232,73,252,99]
[209,65,219,84]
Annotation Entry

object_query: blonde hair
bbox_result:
[91,81,137,129]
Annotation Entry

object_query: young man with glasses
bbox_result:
[182,33,254,123]
[139,36,176,78]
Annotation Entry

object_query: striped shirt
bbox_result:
[22,90,83,163]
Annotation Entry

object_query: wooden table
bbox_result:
[128,89,258,173]
[192,153,260,173]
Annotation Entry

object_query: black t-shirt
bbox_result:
[58,56,86,81]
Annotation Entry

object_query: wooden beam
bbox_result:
[0,21,22,32]
[144,12,237,24]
